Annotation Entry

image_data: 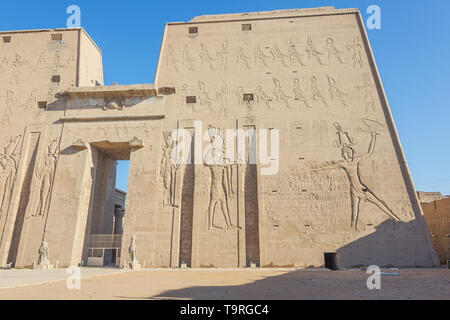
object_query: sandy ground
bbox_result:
[0,268,448,300]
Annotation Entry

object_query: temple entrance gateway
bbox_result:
[84,142,130,267]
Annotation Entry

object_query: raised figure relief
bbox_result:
[0,56,8,74]
[199,43,216,70]
[255,86,272,109]
[236,46,252,69]
[204,126,237,231]
[305,37,325,65]
[0,135,21,220]
[217,40,229,74]
[20,91,37,110]
[327,74,348,107]
[2,90,15,124]
[183,44,196,71]
[310,76,328,107]
[160,132,181,207]
[215,80,228,118]
[325,38,345,64]
[356,81,377,112]
[273,78,291,109]
[293,77,311,108]
[32,52,46,73]
[11,54,26,85]
[253,45,270,67]
[314,120,400,230]
[270,44,289,67]
[288,39,306,66]
[198,81,215,112]
[26,138,60,219]
[346,37,363,68]
[166,45,180,72]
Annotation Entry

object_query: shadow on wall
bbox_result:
[337,219,438,268]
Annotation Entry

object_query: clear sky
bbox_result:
[1,0,449,194]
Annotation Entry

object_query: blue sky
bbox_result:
[1,0,449,194]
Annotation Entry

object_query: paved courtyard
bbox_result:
[0,267,448,300]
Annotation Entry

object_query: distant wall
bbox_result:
[421,198,450,264]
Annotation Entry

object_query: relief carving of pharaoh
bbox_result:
[26,138,60,219]
[204,126,237,231]
[0,136,21,220]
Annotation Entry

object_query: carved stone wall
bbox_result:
[0,8,440,268]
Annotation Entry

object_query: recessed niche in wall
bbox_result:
[186,96,197,104]
[51,33,63,41]
[38,101,47,109]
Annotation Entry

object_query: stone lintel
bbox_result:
[60,114,165,123]
[61,84,158,100]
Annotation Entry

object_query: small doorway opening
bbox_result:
[324,252,339,270]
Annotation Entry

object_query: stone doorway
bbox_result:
[83,142,130,267]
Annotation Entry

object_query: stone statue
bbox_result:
[128,235,140,269]
[37,241,50,266]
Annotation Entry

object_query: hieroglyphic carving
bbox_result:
[270,44,289,67]
[273,78,291,109]
[26,138,60,219]
[32,51,46,73]
[11,53,26,85]
[325,38,345,64]
[199,43,216,70]
[166,45,180,72]
[0,135,21,220]
[314,120,400,230]
[183,44,196,71]
[346,37,363,68]
[217,40,229,74]
[2,90,15,124]
[305,36,325,65]
[0,56,8,74]
[160,132,181,207]
[310,76,328,107]
[204,126,237,231]
[356,81,377,112]
[236,46,252,69]
[20,90,37,110]
[293,77,311,108]
[288,39,306,67]
[215,80,228,118]
[255,86,272,109]
[253,45,270,67]
[327,74,348,107]
[236,87,244,106]
[198,81,215,112]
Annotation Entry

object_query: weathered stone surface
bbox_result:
[0,7,440,269]
[421,198,450,264]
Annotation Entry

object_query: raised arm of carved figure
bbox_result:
[359,132,377,161]
[312,160,342,172]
